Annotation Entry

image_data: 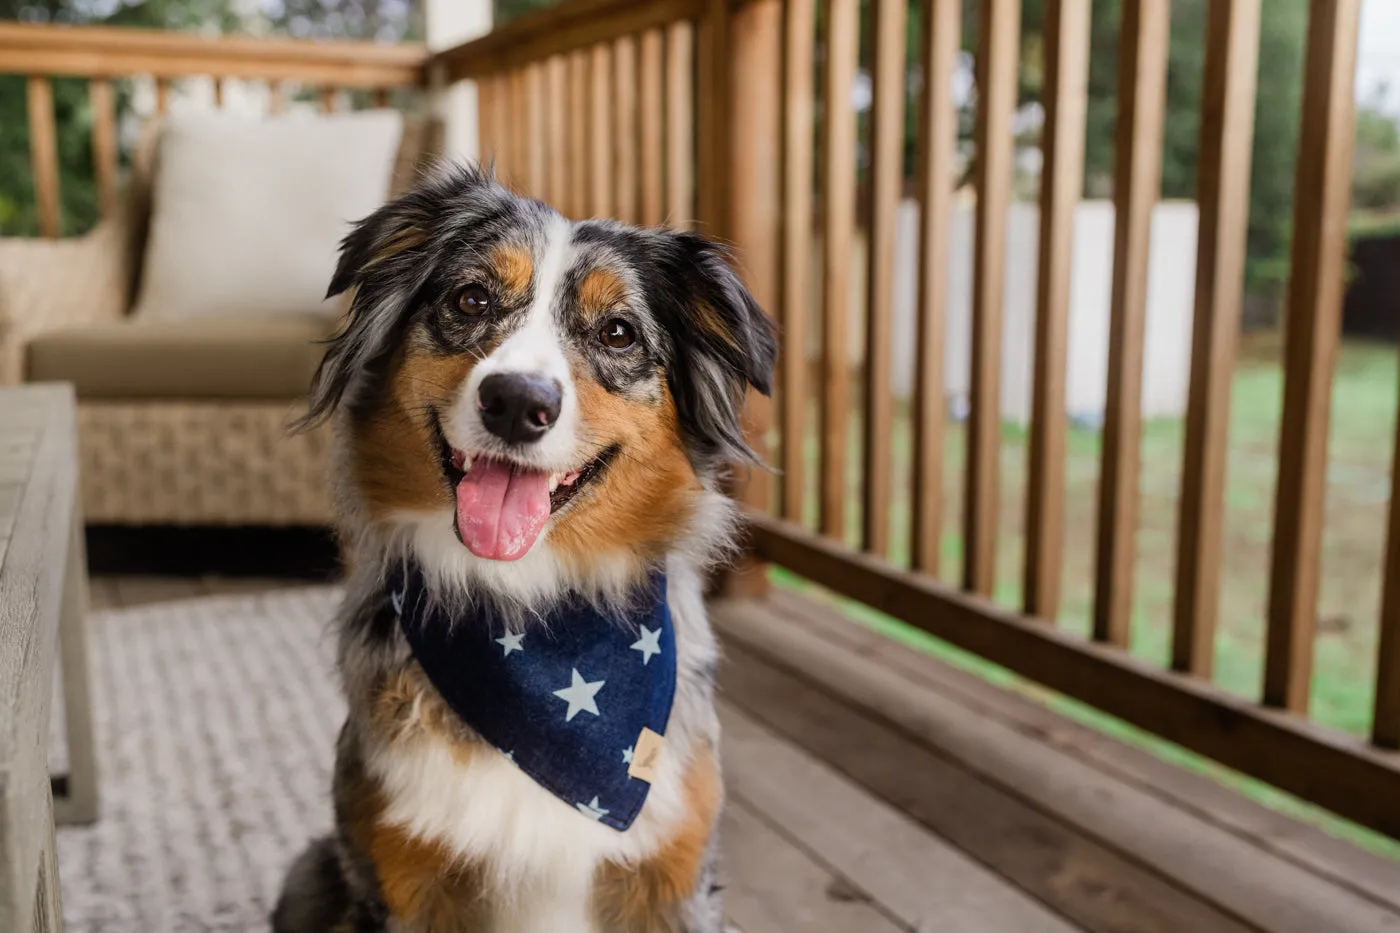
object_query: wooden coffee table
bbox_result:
[0,384,97,932]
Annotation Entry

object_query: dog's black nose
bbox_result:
[477,373,562,445]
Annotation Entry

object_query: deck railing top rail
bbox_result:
[0,21,427,85]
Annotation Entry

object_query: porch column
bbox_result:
[425,0,492,161]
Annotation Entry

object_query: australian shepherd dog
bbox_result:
[272,164,775,933]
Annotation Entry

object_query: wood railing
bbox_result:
[452,0,1400,840]
[4,0,1397,840]
[0,23,428,237]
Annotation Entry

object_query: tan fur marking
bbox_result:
[351,349,477,517]
[341,756,491,931]
[691,300,738,350]
[592,746,722,932]
[577,268,629,324]
[364,225,426,271]
[489,244,534,299]
[548,365,701,569]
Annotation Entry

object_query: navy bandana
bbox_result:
[390,564,676,832]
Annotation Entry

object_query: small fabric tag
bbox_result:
[628,727,665,783]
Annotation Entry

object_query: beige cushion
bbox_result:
[132,110,403,323]
[26,315,334,399]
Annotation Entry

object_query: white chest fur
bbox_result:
[368,730,691,933]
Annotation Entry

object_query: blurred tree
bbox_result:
[1353,105,1400,213]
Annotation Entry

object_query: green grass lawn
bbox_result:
[771,335,1400,859]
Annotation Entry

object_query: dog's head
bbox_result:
[305,165,775,588]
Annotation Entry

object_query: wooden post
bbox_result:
[27,77,61,239]
[964,0,1021,596]
[860,0,907,557]
[716,0,781,597]
[1024,0,1091,619]
[1093,0,1170,645]
[1264,0,1362,713]
[910,0,961,577]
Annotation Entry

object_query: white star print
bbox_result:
[502,749,515,763]
[622,745,634,765]
[389,588,404,616]
[630,625,663,666]
[553,668,605,722]
[576,797,609,820]
[495,630,525,657]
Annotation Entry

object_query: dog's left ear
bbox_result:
[657,232,778,465]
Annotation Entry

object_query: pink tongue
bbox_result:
[454,459,551,561]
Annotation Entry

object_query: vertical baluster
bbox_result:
[639,28,666,227]
[478,74,501,169]
[860,0,907,556]
[214,77,226,108]
[964,0,1021,594]
[508,68,529,190]
[89,78,119,220]
[27,77,61,238]
[156,76,171,116]
[1024,0,1092,618]
[527,63,548,200]
[1172,0,1262,673]
[375,87,390,108]
[589,44,615,217]
[613,35,639,225]
[320,86,338,113]
[268,80,285,115]
[1376,391,1400,748]
[780,0,815,523]
[1092,0,1170,644]
[727,0,782,522]
[666,21,695,228]
[547,56,569,211]
[569,51,590,218]
[1264,0,1362,713]
[819,0,859,541]
[911,0,961,575]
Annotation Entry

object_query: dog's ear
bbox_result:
[655,231,778,465]
[299,164,495,429]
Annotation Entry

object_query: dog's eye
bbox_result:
[456,284,492,316]
[600,318,636,350]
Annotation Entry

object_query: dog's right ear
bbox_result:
[299,164,496,430]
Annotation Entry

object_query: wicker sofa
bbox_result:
[0,116,439,529]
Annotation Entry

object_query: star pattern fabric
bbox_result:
[391,565,675,832]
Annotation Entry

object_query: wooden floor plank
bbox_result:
[721,797,908,933]
[716,597,1400,933]
[721,700,1081,932]
[717,620,1257,933]
[764,589,1400,916]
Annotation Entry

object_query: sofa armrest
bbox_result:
[0,208,137,384]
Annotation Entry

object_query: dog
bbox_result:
[272,164,776,933]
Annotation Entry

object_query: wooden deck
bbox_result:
[91,578,1400,933]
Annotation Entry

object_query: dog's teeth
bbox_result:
[549,474,561,493]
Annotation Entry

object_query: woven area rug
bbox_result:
[57,587,347,933]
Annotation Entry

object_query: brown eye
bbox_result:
[600,318,636,350]
[456,284,492,316]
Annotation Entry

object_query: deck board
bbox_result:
[721,700,1080,932]
[765,588,1400,917]
[713,594,1400,933]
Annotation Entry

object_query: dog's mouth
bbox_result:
[432,418,618,561]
